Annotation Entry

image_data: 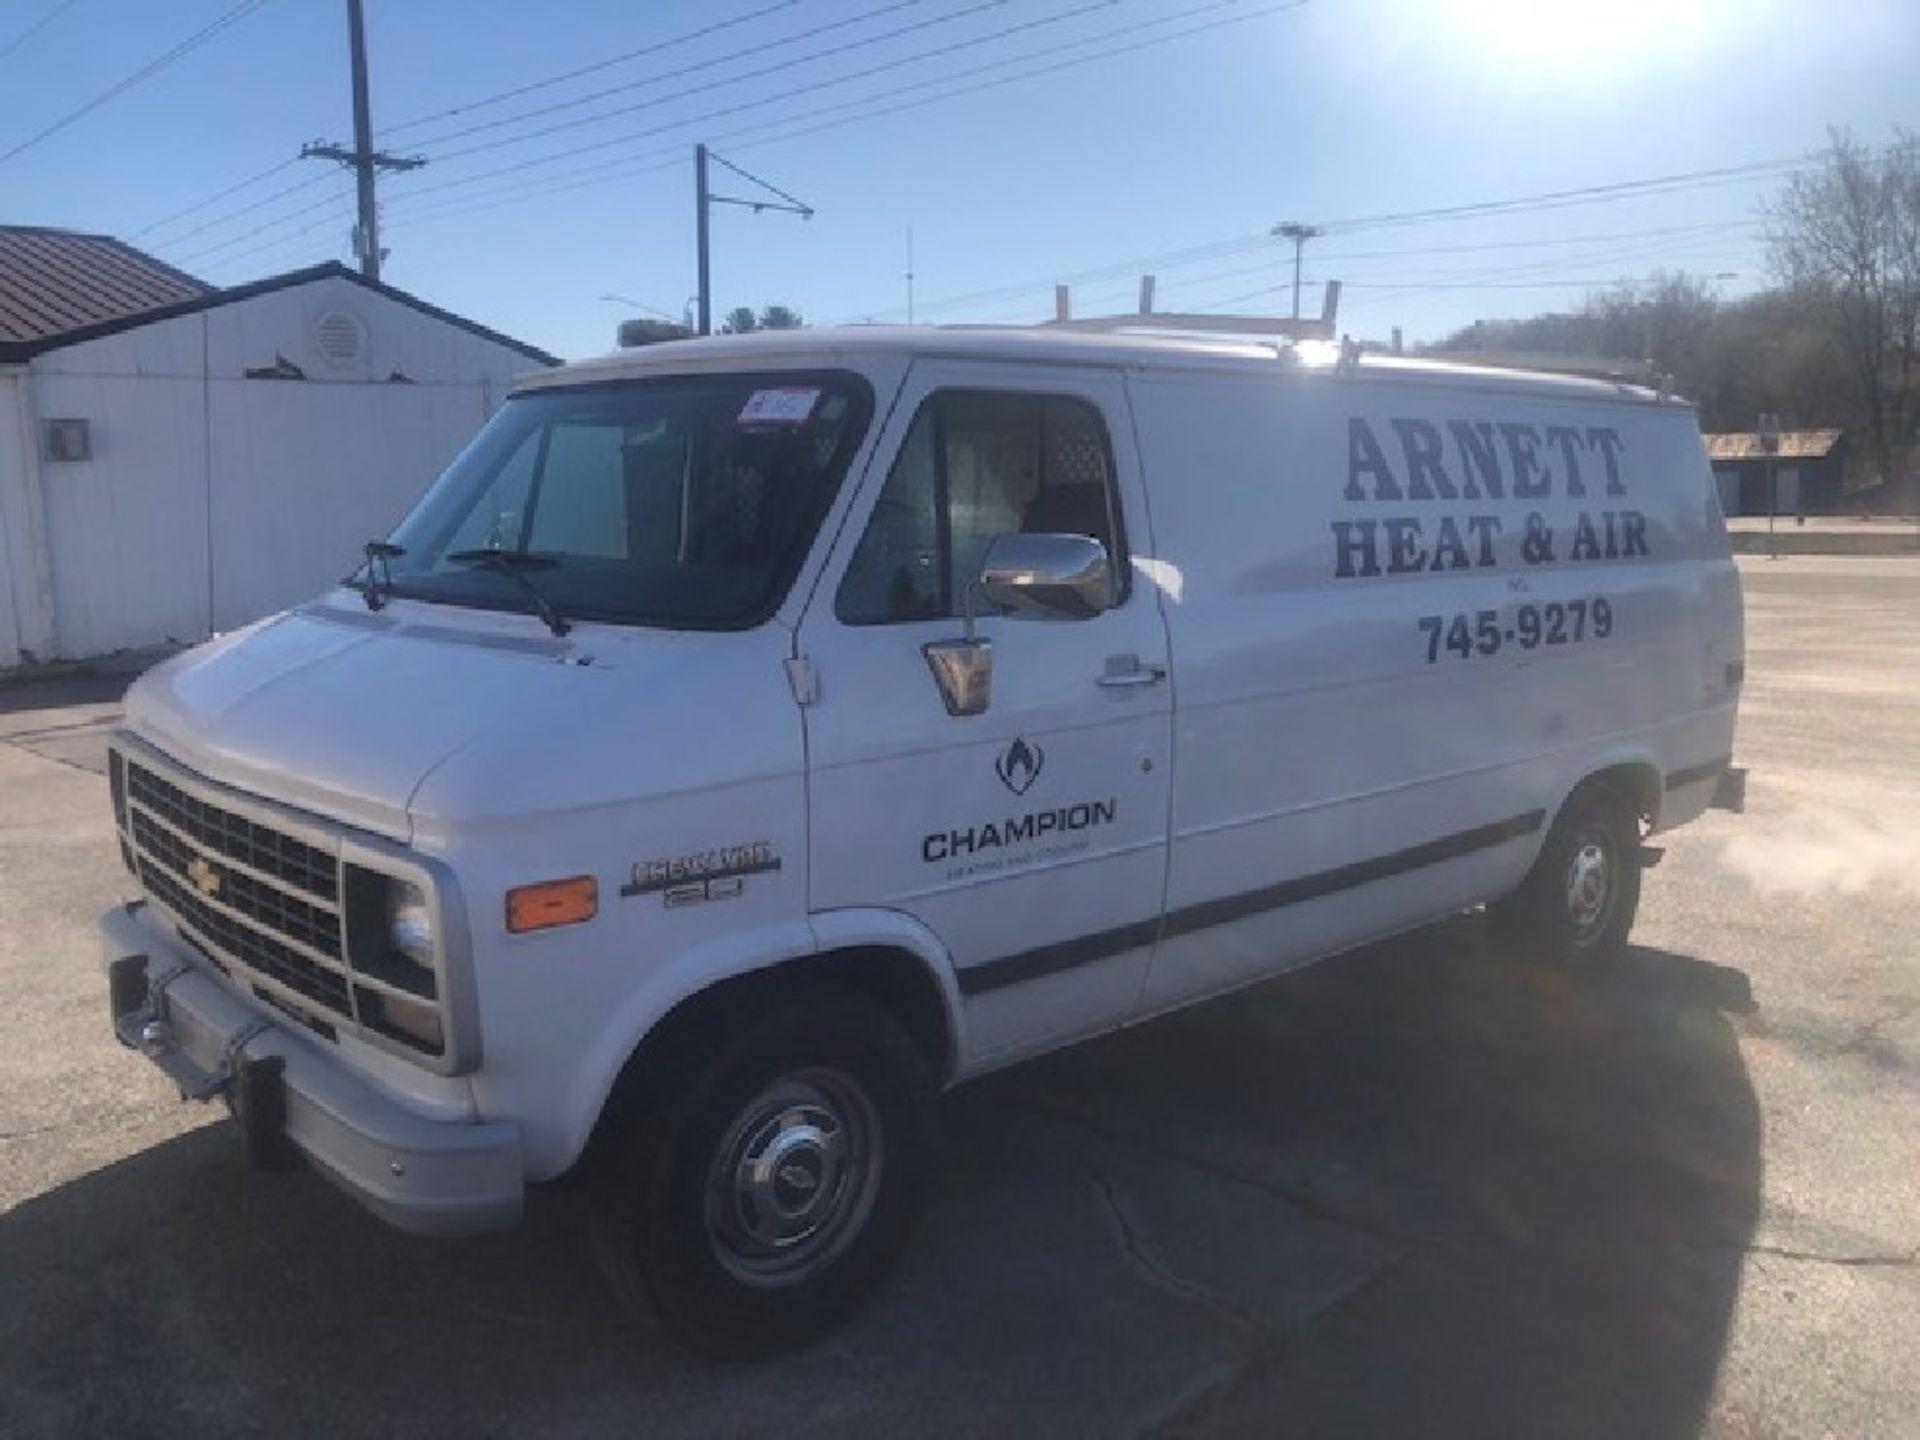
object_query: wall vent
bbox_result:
[314,309,367,365]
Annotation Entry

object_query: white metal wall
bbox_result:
[0,373,25,668]
[9,274,541,667]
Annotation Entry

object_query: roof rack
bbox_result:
[1041,312,1335,342]
[1420,350,1662,386]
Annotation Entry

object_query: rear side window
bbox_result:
[836,390,1125,624]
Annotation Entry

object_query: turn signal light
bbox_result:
[506,876,598,934]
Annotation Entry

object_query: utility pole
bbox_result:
[1758,412,1782,561]
[906,226,915,325]
[695,144,712,336]
[1273,222,1322,322]
[301,0,423,282]
[692,142,814,336]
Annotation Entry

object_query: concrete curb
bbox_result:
[1728,530,1920,557]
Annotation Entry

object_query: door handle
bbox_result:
[1097,657,1167,689]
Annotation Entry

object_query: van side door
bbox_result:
[796,362,1172,1070]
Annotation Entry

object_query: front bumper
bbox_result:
[101,900,523,1238]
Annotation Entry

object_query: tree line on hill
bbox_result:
[1424,130,1918,502]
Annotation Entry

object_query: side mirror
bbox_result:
[978,532,1112,620]
[920,533,1112,718]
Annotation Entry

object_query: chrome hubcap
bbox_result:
[705,1069,881,1288]
[1564,832,1614,939]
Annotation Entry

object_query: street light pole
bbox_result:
[1273,222,1321,322]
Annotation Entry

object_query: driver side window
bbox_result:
[836,390,1124,625]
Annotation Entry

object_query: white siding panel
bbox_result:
[0,374,25,668]
[34,313,202,381]
[205,276,537,395]
[207,375,486,629]
[34,366,210,658]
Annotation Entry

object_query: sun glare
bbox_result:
[1441,0,1713,66]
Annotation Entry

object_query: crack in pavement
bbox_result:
[1732,1241,1919,1269]
[1073,1148,1412,1440]
[1024,1089,1919,1279]
[1017,1088,1410,1250]
[0,1122,69,1143]
[1080,1156,1276,1342]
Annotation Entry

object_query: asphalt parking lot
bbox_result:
[2,556,1915,1439]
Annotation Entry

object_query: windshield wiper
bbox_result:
[445,549,572,637]
[353,540,405,611]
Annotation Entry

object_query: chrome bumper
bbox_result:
[101,901,522,1238]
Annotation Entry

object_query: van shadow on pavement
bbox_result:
[0,921,1759,1439]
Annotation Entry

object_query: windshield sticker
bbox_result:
[738,387,820,425]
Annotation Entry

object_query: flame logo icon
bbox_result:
[995,737,1045,796]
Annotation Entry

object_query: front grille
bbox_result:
[138,858,352,1015]
[131,810,341,957]
[118,747,453,1063]
[124,756,351,1026]
[126,761,336,903]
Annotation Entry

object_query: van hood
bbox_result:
[125,594,798,841]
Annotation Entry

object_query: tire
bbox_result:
[590,987,932,1359]
[1489,782,1642,967]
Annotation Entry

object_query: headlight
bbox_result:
[343,866,446,1058]
[386,879,436,967]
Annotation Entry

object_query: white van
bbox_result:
[100,326,1744,1354]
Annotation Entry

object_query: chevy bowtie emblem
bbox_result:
[995,737,1045,796]
[186,856,223,898]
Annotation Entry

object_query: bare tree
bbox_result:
[1768,128,1920,498]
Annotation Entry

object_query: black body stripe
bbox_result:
[957,809,1546,998]
[1664,757,1731,792]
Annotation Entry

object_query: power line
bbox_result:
[0,0,273,164]
[170,189,342,267]
[385,0,1291,232]
[878,159,1801,322]
[131,155,302,240]
[0,0,84,64]
[134,0,797,252]
[158,170,334,254]
[1317,157,1804,236]
[1283,232,1764,318]
[404,0,944,152]
[185,195,354,279]
[383,0,803,137]
[423,0,1025,164]
[1056,220,1763,312]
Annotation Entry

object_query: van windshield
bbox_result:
[368,371,872,630]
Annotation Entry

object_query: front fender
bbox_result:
[807,905,969,1075]
[544,907,962,1179]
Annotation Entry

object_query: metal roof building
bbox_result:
[0,225,213,348]
[1701,429,1850,518]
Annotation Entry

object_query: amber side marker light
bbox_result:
[507,876,598,933]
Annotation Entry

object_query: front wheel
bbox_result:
[1489,784,1642,966]
[590,989,932,1359]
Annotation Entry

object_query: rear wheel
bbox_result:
[590,989,931,1359]
[1490,783,1642,966]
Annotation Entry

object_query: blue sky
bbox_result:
[5,0,1917,360]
